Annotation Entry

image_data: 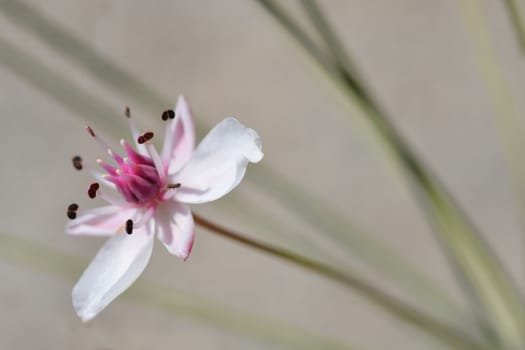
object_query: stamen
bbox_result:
[92,172,117,190]
[67,203,79,219]
[167,183,181,189]
[138,131,154,144]
[86,126,95,137]
[86,125,123,165]
[161,109,175,121]
[72,155,83,170]
[88,182,100,199]
[145,142,165,178]
[161,116,175,164]
[125,106,131,118]
[124,109,146,153]
[68,203,79,211]
[125,219,133,234]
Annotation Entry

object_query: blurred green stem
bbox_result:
[300,0,360,79]
[459,1,525,343]
[460,0,525,231]
[194,213,486,350]
[256,0,525,348]
[504,0,525,54]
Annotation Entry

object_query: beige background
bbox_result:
[0,1,523,349]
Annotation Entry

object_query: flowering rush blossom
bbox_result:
[66,95,263,321]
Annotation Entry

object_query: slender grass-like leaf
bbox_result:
[459,0,525,234]
[456,2,525,347]
[294,1,467,321]
[256,0,525,348]
[300,0,360,78]
[0,0,464,326]
[503,0,525,55]
[0,232,357,350]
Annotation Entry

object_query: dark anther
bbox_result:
[143,131,154,141]
[67,203,79,220]
[167,183,181,189]
[161,109,175,121]
[68,203,79,211]
[125,219,133,234]
[138,131,154,144]
[86,126,95,137]
[72,155,83,170]
[125,106,131,118]
[88,182,100,199]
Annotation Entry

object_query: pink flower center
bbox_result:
[93,132,163,205]
[109,143,161,205]
[83,118,178,208]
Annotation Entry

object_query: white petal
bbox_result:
[173,118,263,204]
[156,201,194,260]
[72,223,154,321]
[162,95,196,174]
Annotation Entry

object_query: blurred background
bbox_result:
[0,0,523,349]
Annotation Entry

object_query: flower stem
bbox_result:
[193,213,486,350]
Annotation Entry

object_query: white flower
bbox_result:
[66,95,263,321]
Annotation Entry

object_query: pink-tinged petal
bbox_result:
[66,206,138,236]
[173,118,263,204]
[72,223,154,321]
[155,201,194,260]
[162,95,196,174]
